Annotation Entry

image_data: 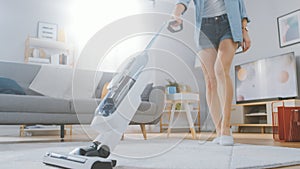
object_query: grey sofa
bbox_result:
[0,61,113,140]
[0,61,165,140]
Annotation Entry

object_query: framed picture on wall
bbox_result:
[277,9,300,48]
[37,21,58,41]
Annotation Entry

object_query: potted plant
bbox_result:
[166,79,180,94]
[166,79,182,110]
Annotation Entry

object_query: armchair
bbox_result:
[129,86,165,140]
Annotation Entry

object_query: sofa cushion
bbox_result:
[0,112,94,125]
[0,94,70,113]
[0,77,26,95]
[70,98,101,114]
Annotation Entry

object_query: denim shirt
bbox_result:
[177,0,250,47]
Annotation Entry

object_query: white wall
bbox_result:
[0,0,74,62]
[0,0,157,62]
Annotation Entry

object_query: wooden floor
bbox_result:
[232,133,300,148]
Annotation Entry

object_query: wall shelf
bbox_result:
[27,37,72,50]
[24,36,74,66]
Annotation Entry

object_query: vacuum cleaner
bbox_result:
[43,20,183,169]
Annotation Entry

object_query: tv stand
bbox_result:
[230,123,272,133]
[231,99,300,133]
[231,101,272,133]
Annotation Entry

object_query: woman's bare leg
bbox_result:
[214,39,238,136]
[198,48,222,136]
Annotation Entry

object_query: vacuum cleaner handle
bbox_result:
[144,20,183,50]
[167,20,183,33]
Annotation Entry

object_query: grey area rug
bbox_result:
[0,138,300,169]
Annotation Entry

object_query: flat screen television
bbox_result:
[235,52,298,103]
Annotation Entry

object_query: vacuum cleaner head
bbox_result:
[43,152,116,169]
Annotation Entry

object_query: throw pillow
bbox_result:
[29,65,72,99]
[141,83,153,101]
[0,77,26,95]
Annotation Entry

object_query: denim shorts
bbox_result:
[199,14,233,50]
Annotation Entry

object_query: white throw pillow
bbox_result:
[29,65,73,99]
[29,65,103,99]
